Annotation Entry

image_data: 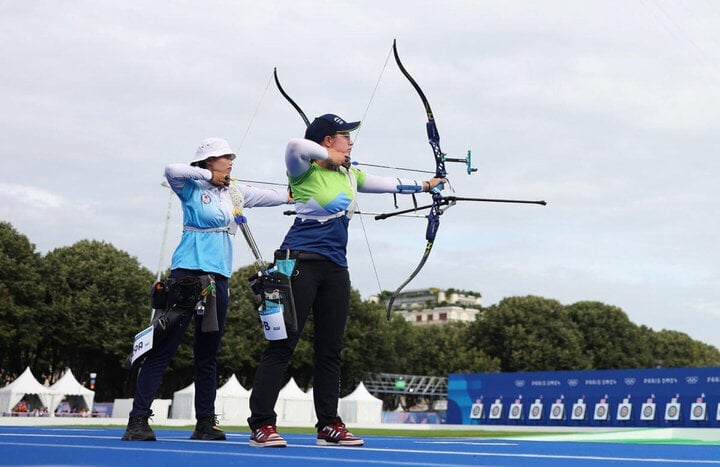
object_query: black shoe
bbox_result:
[190,415,226,440]
[121,414,156,441]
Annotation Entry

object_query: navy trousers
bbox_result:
[130,268,228,419]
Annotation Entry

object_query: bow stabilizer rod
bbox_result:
[374,196,547,221]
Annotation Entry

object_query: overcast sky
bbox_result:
[2,1,719,352]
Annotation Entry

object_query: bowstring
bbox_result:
[236,71,273,154]
[235,71,275,271]
[353,44,394,296]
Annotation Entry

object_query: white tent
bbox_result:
[275,377,315,425]
[0,367,55,415]
[339,382,383,424]
[215,374,250,422]
[171,382,195,419]
[49,368,94,415]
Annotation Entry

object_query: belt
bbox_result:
[274,250,328,261]
[184,225,230,232]
[295,211,346,222]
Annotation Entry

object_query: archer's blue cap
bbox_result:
[305,114,361,144]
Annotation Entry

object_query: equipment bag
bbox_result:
[248,252,298,340]
[125,274,216,369]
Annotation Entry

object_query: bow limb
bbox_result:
[385,195,442,318]
[392,40,447,182]
[386,40,447,319]
[273,67,310,127]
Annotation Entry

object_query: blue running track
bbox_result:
[1,426,719,466]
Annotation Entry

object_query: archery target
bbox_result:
[664,401,680,421]
[549,403,564,420]
[509,403,522,420]
[571,402,586,420]
[640,403,656,421]
[690,402,706,421]
[489,402,502,420]
[593,402,609,421]
[616,403,632,421]
[469,403,484,419]
[529,403,543,420]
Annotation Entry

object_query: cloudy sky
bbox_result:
[2,1,719,351]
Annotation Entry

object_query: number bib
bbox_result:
[131,325,154,365]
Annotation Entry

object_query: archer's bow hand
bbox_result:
[426,177,447,192]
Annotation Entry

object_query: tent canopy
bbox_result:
[342,382,380,401]
[277,378,311,400]
[217,374,249,396]
[216,374,250,422]
[339,382,383,424]
[171,382,195,419]
[49,368,94,414]
[0,367,55,415]
[275,378,315,424]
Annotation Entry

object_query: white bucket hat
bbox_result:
[190,137,237,166]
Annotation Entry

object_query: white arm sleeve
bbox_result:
[285,138,329,177]
[358,171,425,194]
[164,164,211,193]
[238,184,289,208]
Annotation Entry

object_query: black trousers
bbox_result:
[248,258,350,430]
[130,268,228,420]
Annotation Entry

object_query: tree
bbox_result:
[649,329,720,368]
[406,322,499,376]
[471,296,592,372]
[566,301,655,369]
[341,290,400,394]
[39,240,154,401]
[0,222,45,382]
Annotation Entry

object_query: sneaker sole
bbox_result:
[249,439,287,448]
[121,435,156,441]
[316,439,364,446]
[190,433,227,441]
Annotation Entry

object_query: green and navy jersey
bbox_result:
[280,138,425,267]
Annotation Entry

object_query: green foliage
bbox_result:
[39,240,154,400]
[0,222,46,383]
[341,290,399,392]
[649,329,720,368]
[566,301,655,369]
[471,296,592,372]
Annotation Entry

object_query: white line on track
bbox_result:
[416,441,518,446]
[0,441,497,467]
[1,436,720,465]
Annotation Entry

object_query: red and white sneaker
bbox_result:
[316,420,364,446]
[249,425,287,448]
